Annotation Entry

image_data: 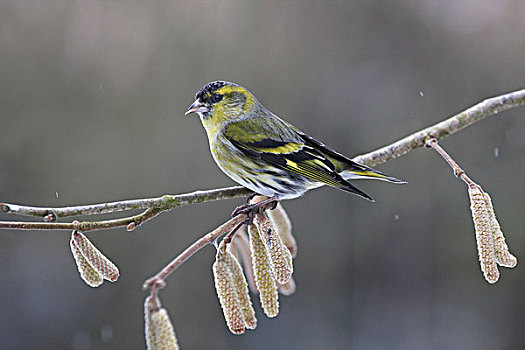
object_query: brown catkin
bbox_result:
[468,185,499,283]
[70,234,103,287]
[266,203,297,258]
[72,231,119,282]
[248,223,279,318]
[213,255,246,334]
[254,213,293,284]
[150,308,179,350]
[222,251,257,329]
[483,192,517,268]
[144,297,157,350]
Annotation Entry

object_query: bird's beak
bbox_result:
[185,100,209,116]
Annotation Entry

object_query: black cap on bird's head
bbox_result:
[185,81,251,119]
[195,81,226,102]
[185,81,228,116]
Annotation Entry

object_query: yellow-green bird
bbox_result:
[185,81,404,205]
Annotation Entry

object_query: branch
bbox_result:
[352,88,525,166]
[425,138,476,186]
[0,208,161,232]
[1,87,524,231]
[144,214,248,292]
[1,186,250,218]
[143,196,276,311]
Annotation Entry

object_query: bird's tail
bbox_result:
[340,164,406,184]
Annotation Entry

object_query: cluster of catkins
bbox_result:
[468,184,517,283]
[213,196,297,335]
[70,230,119,287]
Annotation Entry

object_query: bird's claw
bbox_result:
[246,193,257,203]
[231,196,278,225]
[267,200,278,211]
[231,203,256,225]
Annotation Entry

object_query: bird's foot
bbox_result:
[246,192,257,203]
[231,196,278,225]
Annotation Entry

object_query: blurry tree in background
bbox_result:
[1,1,525,349]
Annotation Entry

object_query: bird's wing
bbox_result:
[295,130,405,183]
[224,117,373,200]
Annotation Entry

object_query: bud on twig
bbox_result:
[468,185,499,283]
[44,212,57,222]
[126,222,136,232]
[70,231,119,287]
[248,223,279,318]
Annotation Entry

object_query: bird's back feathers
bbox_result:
[222,110,403,201]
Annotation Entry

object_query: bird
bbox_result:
[185,81,404,213]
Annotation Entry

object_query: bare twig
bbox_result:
[0,208,161,232]
[144,213,249,293]
[1,88,524,232]
[425,138,475,186]
[144,199,278,295]
[0,186,250,218]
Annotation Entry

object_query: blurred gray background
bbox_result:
[1,1,525,349]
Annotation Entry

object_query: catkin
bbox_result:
[483,192,517,268]
[213,254,246,334]
[228,228,257,294]
[144,297,157,350]
[145,302,179,350]
[71,231,119,282]
[248,223,279,317]
[254,213,293,284]
[70,235,103,287]
[222,251,257,329]
[266,202,297,258]
[468,185,499,283]
[150,309,179,350]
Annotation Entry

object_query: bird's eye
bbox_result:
[210,93,223,104]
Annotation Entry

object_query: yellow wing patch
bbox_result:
[285,159,299,169]
[312,159,333,171]
[255,142,304,154]
[351,170,389,179]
